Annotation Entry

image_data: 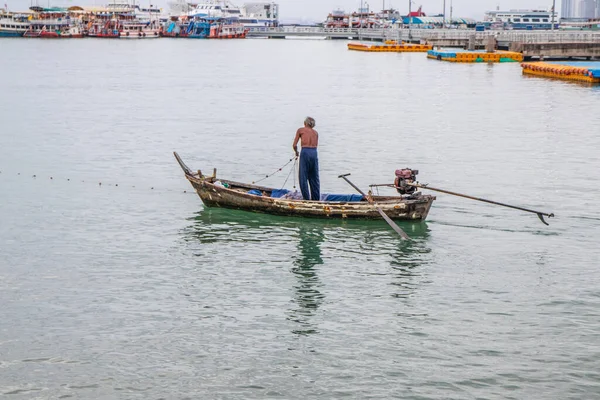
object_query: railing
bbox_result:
[247,26,600,44]
[497,31,600,43]
[248,26,358,34]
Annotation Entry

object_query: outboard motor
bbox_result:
[394,169,419,195]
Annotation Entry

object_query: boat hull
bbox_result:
[186,175,434,221]
[0,30,24,37]
[41,31,60,38]
[58,33,84,38]
[87,33,120,38]
[120,30,161,38]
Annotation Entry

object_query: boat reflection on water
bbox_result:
[288,225,325,336]
[181,208,431,245]
[181,208,432,332]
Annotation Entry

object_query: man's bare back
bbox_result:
[293,127,319,157]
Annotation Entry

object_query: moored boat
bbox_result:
[0,10,29,37]
[174,152,435,221]
[120,21,161,38]
[187,16,247,38]
[86,18,121,38]
[23,8,85,38]
[58,25,84,38]
[161,17,189,37]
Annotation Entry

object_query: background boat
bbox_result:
[0,10,30,37]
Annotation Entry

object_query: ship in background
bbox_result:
[0,8,30,36]
[168,0,278,27]
[482,9,559,30]
[324,8,401,28]
[324,5,478,29]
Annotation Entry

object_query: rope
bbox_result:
[292,159,297,189]
[281,158,297,190]
[252,157,297,185]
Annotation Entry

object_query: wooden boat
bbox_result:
[174,152,435,221]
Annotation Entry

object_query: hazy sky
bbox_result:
[9,0,559,21]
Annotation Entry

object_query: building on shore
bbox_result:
[562,0,576,18]
[562,0,599,19]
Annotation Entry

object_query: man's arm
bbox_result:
[292,129,301,157]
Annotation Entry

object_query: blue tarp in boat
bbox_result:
[321,194,364,202]
[270,189,290,198]
[263,189,363,202]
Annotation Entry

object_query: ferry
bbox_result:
[187,0,242,19]
[168,0,278,27]
[0,10,29,37]
[134,5,167,23]
[483,9,558,30]
[104,1,166,23]
[239,2,278,27]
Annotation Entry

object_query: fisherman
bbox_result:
[293,117,320,201]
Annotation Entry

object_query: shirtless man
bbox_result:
[293,117,320,201]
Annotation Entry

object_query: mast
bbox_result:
[551,0,556,30]
[443,0,445,26]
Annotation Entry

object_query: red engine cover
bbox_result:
[395,169,413,179]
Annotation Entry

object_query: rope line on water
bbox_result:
[0,171,196,195]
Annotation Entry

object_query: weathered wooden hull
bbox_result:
[185,175,435,221]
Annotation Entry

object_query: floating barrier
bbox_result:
[427,49,523,63]
[348,41,433,53]
[520,61,600,84]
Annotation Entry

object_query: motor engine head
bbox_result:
[394,168,418,195]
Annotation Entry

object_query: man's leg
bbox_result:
[298,152,310,200]
[308,154,320,201]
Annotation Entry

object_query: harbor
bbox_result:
[0,0,280,39]
[1,1,600,60]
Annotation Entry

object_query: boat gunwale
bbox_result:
[185,172,435,207]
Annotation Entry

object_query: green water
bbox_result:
[1,38,599,399]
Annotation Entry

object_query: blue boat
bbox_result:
[187,16,247,39]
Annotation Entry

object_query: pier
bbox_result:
[248,27,600,59]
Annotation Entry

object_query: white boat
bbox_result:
[104,1,166,22]
[167,0,195,16]
[187,0,241,19]
[58,25,84,37]
[483,9,558,30]
[134,4,168,23]
[0,10,30,37]
[239,2,278,27]
[170,0,278,27]
[120,21,161,37]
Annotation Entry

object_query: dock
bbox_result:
[427,49,524,63]
[348,41,432,52]
[248,27,600,60]
[521,61,600,83]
